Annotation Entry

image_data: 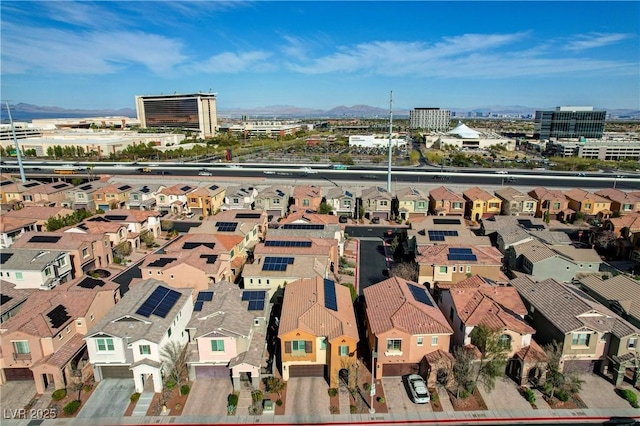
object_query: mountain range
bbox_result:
[4,102,639,121]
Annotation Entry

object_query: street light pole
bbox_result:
[369,349,377,414]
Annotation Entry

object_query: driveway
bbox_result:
[382,376,432,415]
[578,373,640,409]
[357,239,390,295]
[182,378,232,416]
[77,379,134,418]
[0,381,37,413]
[476,377,533,411]
[284,377,330,416]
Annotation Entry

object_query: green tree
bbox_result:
[160,341,188,387]
[265,377,286,399]
[113,241,132,258]
[318,202,333,215]
[452,346,475,398]
[469,324,508,392]
[140,230,155,248]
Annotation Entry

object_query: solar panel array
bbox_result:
[118,185,132,191]
[52,183,68,189]
[408,284,434,307]
[0,294,12,306]
[180,185,192,192]
[136,286,181,318]
[276,190,285,197]
[447,248,477,262]
[29,235,61,243]
[47,304,71,328]
[105,215,128,221]
[0,180,12,186]
[215,222,238,232]
[265,240,312,248]
[235,213,261,219]
[345,191,353,198]
[0,253,13,264]
[281,224,324,230]
[79,184,92,190]
[183,242,215,250]
[242,290,266,311]
[148,257,177,267]
[433,218,461,225]
[197,291,214,301]
[88,216,110,222]
[139,186,151,193]
[428,230,459,241]
[209,184,219,191]
[262,257,294,271]
[77,277,106,289]
[193,301,204,312]
[22,182,40,188]
[199,254,218,264]
[324,279,338,311]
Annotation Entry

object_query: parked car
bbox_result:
[198,171,213,176]
[407,374,430,404]
[185,212,195,219]
[495,170,508,174]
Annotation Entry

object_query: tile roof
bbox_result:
[564,188,610,204]
[513,240,557,263]
[494,187,535,202]
[361,186,393,201]
[513,339,547,362]
[415,244,503,266]
[243,255,327,280]
[0,248,67,270]
[22,181,73,195]
[2,206,74,221]
[528,187,566,202]
[364,276,453,335]
[280,212,339,225]
[595,188,640,204]
[0,216,37,233]
[396,187,429,201]
[463,187,497,202]
[0,280,34,317]
[256,185,291,199]
[33,333,86,368]
[293,185,322,199]
[254,237,336,257]
[160,184,195,195]
[579,274,640,321]
[606,214,640,232]
[326,187,355,200]
[435,274,495,290]
[429,186,465,202]
[278,277,358,341]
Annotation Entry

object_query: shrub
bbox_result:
[363,382,371,392]
[377,396,386,403]
[227,393,239,406]
[52,389,67,401]
[329,406,339,414]
[350,404,357,414]
[180,384,190,396]
[430,390,439,402]
[556,389,570,402]
[524,388,536,404]
[276,399,283,406]
[83,383,93,393]
[130,392,141,403]
[251,390,263,403]
[459,389,471,399]
[165,378,177,390]
[174,403,182,410]
[328,388,338,397]
[620,389,639,408]
[63,400,81,415]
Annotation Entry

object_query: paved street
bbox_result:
[182,379,232,416]
[284,377,330,417]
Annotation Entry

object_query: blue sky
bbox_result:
[2,1,639,111]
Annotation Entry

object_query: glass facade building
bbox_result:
[135,93,217,137]
[533,106,605,140]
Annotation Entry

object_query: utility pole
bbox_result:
[387,91,393,192]
[4,101,26,183]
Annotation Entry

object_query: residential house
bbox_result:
[195,210,267,261]
[92,183,134,211]
[416,244,508,290]
[85,279,192,393]
[578,274,640,329]
[496,225,572,254]
[187,184,226,217]
[0,248,73,290]
[602,214,640,259]
[396,187,430,220]
[0,217,37,248]
[278,277,358,387]
[463,187,502,222]
[94,208,162,240]
[62,181,109,211]
[436,275,543,385]
[280,211,340,226]
[156,184,197,215]
[290,185,323,213]
[429,186,465,216]
[1,206,75,232]
[221,185,258,211]
[185,281,268,390]
[254,185,291,220]
[0,179,44,207]
[407,216,491,257]
[507,240,602,282]
[21,181,74,207]
[595,188,640,216]
[63,220,129,249]
[361,186,393,220]
[0,276,119,393]
[325,187,355,219]
[126,184,163,211]
[268,222,346,256]
[363,276,453,385]
[11,232,114,278]
[0,282,34,324]
[528,187,571,221]
[511,275,640,387]
[494,187,538,217]
[564,188,612,220]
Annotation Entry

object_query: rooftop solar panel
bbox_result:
[79,185,92,190]
[324,279,337,311]
[281,224,325,230]
[180,185,192,192]
[136,286,181,318]
[139,186,150,193]
[449,248,473,254]
[276,190,285,197]
[0,294,13,306]
[22,182,40,188]
[235,213,261,219]
[433,218,461,225]
[242,290,266,301]
[147,257,177,267]
[408,284,434,307]
[199,254,218,264]
[28,235,61,243]
[197,291,214,302]
[0,181,12,186]
[345,191,353,198]
[193,301,204,312]
[215,222,238,232]
[265,240,312,248]
[77,277,106,289]
[46,304,70,329]
[88,216,110,222]
[209,184,219,191]
[248,300,265,311]
[118,185,132,191]
[447,254,478,262]
[105,215,128,221]
[0,253,13,264]
[52,183,68,189]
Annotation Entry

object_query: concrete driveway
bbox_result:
[578,373,640,409]
[284,377,330,416]
[0,381,37,413]
[182,379,232,416]
[382,376,432,415]
[476,377,533,411]
[77,379,134,418]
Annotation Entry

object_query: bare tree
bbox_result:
[594,230,617,251]
[391,261,419,282]
[452,346,475,398]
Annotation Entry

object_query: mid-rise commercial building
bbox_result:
[409,108,451,131]
[533,106,605,140]
[135,92,217,138]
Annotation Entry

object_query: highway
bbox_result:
[2,160,640,190]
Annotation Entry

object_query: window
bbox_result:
[159,196,166,202]
[133,194,139,201]
[76,320,82,326]
[15,272,23,280]
[90,313,95,321]
[211,340,224,352]
[149,271,153,275]
[303,199,310,206]
[498,334,511,349]
[344,200,351,208]
[452,266,457,272]
[466,266,471,273]
[167,327,172,337]
[417,201,426,209]
[273,198,280,204]
[449,307,454,321]
[628,337,637,349]
[489,202,499,209]
[292,340,307,354]
[553,202,561,210]
[417,337,424,346]
[139,345,151,355]
[431,336,439,346]
[453,202,463,209]
[66,326,71,334]
[525,202,534,210]
[59,257,67,267]
[233,198,239,204]
[339,345,349,356]
[59,334,63,340]
[320,338,327,350]
[380,200,388,207]
[170,274,174,279]
[439,266,447,273]
[623,204,632,211]
[96,194,103,200]
[13,341,29,354]
[82,248,89,258]
[584,203,592,210]
[96,338,115,352]
[386,339,401,352]
[571,332,590,347]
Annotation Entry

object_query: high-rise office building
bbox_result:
[533,106,605,140]
[135,92,217,138]
[409,108,451,131]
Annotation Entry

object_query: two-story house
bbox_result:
[0,248,73,290]
[2,206,75,232]
[156,184,197,215]
[62,181,109,211]
[290,185,323,213]
[97,209,162,239]
[406,216,491,258]
[269,222,346,257]
[85,279,192,393]
[396,187,430,220]
[63,220,129,249]
[494,187,538,217]
[0,276,119,393]
[127,184,164,211]
[325,187,355,219]
[564,188,612,220]
[278,277,358,387]
[187,184,226,217]
[364,276,453,385]
[21,181,74,207]
[595,188,640,216]
[92,183,134,211]
[254,185,291,221]
[0,179,44,207]
[463,186,502,222]
[221,185,259,211]
[0,282,34,324]
[0,217,37,248]
[429,186,465,216]
[185,281,268,390]
[528,187,571,221]
[361,186,393,220]
[577,274,640,329]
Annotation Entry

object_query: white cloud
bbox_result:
[564,32,632,51]
[186,51,275,73]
